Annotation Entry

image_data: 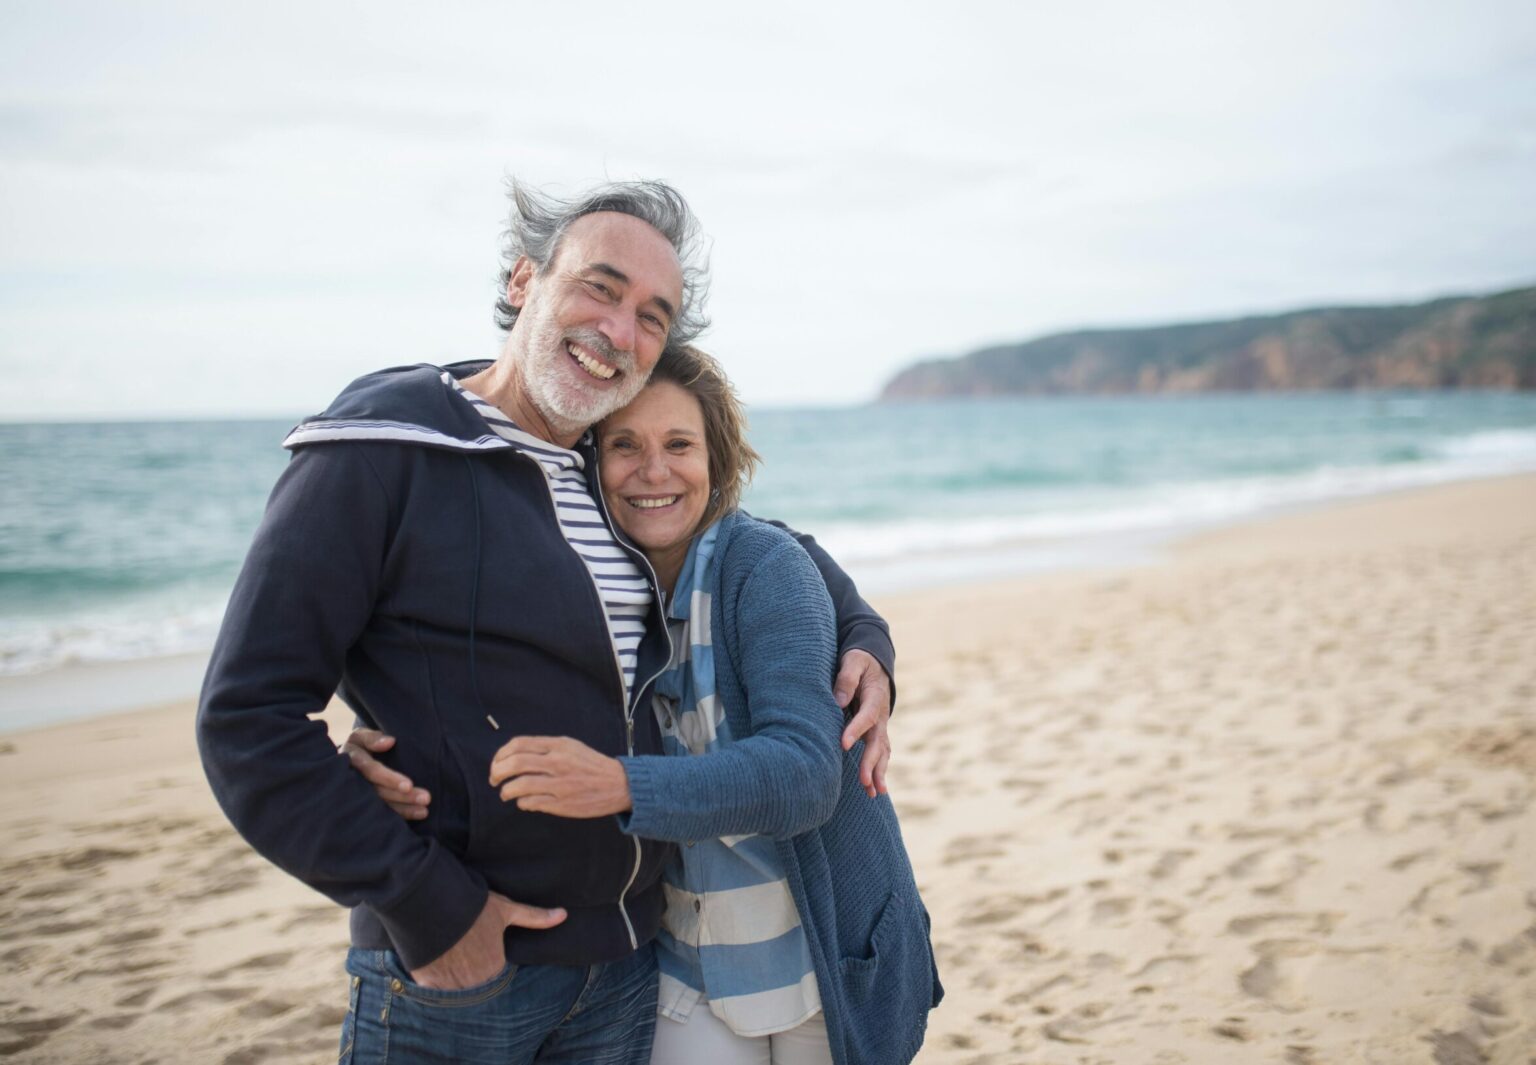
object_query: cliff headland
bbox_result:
[881,286,1536,399]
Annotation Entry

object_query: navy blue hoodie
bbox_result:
[196,362,895,972]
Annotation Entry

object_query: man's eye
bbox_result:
[587,281,615,299]
[641,313,666,332]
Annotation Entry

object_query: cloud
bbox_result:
[2,0,1535,414]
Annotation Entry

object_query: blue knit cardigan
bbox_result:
[620,511,942,1065]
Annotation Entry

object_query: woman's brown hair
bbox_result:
[645,345,761,531]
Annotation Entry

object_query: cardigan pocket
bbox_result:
[839,890,902,1005]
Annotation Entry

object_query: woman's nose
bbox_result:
[638,451,668,482]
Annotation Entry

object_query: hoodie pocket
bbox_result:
[444,734,615,905]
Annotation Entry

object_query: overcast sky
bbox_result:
[2,0,1533,418]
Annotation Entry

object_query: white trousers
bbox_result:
[649,1007,834,1065]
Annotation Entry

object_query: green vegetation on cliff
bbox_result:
[879,287,1536,399]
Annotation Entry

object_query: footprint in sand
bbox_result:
[1388,848,1437,871]
[0,1012,77,1057]
[999,777,1047,804]
[1091,897,1134,924]
[1421,1029,1487,1065]
[1003,972,1074,1006]
[1052,789,1107,813]
[85,1014,139,1031]
[237,997,299,1021]
[1041,1000,1125,1044]
[959,903,1020,928]
[96,926,162,948]
[262,1002,346,1040]
[158,986,257,1012]
[1211,1016,1253,1041]
[0,948,38,971]
[1486,925,1536,968]
[176,865,263,901]
[1127,955,1198,987]
[226,951,295,973]
[18,878,82,902]
[1223,848,1269,879]
[1225,912,1339,936]
[1149,849,1194,880]
[943,835,1008,864]
[1238,939,1318,1011]
[1457,861,1501,893]
[57,847,138,872]
[278,905,342,933]
[114,987,155,1009]
[68,954,177,982]
[24,919,95,937]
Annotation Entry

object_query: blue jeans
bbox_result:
[338,944,658,1064]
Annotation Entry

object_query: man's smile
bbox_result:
[566,339,617,381]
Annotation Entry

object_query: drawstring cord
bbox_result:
[464,457,499,731]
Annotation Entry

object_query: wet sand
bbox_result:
[1,475,1533,1063]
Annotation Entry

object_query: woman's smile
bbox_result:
[624,494,681,509]
[599,380,712,590]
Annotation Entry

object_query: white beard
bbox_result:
[520,319,649,436]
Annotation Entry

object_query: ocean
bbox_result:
[4,392,1536,684]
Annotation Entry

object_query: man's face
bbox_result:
[507,212,685,432]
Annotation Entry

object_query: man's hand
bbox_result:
[490,736,632,818]
[408,891,566,990]
[833,648,893,798]
[341,728,432,820]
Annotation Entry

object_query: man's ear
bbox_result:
[506,256,536,310]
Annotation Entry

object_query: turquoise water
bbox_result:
[3,392,1535,676]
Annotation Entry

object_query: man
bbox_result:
[196,180,895,1064]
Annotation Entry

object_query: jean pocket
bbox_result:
[380,950,519,1008]
[335,971,362,1063]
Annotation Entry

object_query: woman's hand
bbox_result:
[490,736,633,817]
[340,728,432,820]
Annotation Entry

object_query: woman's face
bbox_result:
[599,381,711,555]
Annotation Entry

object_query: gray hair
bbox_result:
[494,178,710,345]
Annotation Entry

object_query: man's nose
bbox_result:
[599,310,637,356]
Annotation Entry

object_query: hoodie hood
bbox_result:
[283,360,510,452]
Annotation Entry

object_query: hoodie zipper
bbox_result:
[522,447,674,952]
[590,448,676,952]
[518,452,633,712]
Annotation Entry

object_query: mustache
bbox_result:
[564,328,636,372]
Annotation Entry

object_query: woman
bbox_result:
[491,346,940,1064]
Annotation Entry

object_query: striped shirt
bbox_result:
[443,373,650,698]
[652,521,822,1037]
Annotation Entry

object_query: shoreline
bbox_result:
[0,471,1532,1061]
[5,471,1534,738]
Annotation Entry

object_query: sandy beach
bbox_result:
[2,475,1533,1064]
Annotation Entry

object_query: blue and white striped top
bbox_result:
[652,521,822,1037]
[443,374,650,697]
